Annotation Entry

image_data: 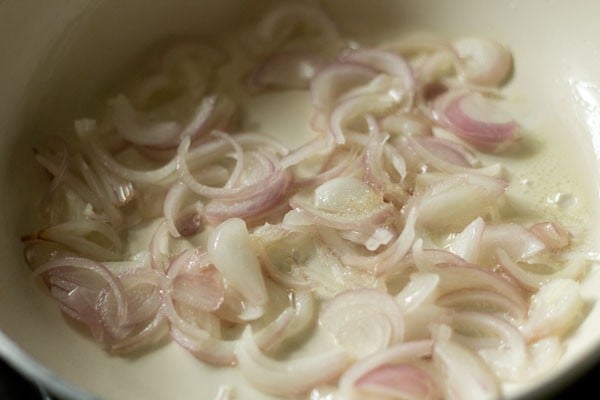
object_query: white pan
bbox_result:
[1,0,600,399]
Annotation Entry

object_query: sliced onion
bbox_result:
[248,49,325,93]
[235,326,349,396]
[207,218,268,312]
[451,311,527,381]
[520,279,583,340]
[413,242,527,307]
[396,272,440,313]
[318,207,416,274]
[453,37,512,86]
[529,222,570,250]
[355,363,441,400]
[447,217,485,263]
[433,90,519,152]
[290,176,394,231]
[310,62,377,110]
[432,324,500,400]
[319,288,404,358]
[410,173,507,231]
[496,249,587,291]
[479,223,545,263]
[338,340,435,394]
[110,94,181,147]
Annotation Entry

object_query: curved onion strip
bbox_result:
[328,93,397,145]
[319,288,404,358]
[432,324,500,400]
[163,180,204,237]
[178,137,288,201]
[38,220,121,260]
[110,94,181,147]
[437,289,527,323]
[319,207,416,274]
[254,2,340,47]
[433,90,519,152]
[355,363,441,400]
[310,62,377,110]
[248,49,324,93]
[341,48,415,105]
[338,340,434,393]
[529,222,570,250]
[235,326,349,396]
[480,223,545,263]
[110,306,169,353]
[520,279,583,341]
[496,249,587,291]
[452,37,512,87]
[34,257,128,328]
[204,153,292,225]
[396,272,440,313]
[412,241,527,308]
[98,269,164,341]
[362,119,408,204]
[451,311,527,381]
[290,177,395,232]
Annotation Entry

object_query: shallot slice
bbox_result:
[339,340,435,395]
[434,90,519,152]
[208,218,268,312]
[310,62,377,110]
[319,288,404,358]
[411,173,507,231]
[520,279,583,340]
[496,249,587,290]
[432,325,500,400]
[110,94,181,147]
[453,37,512,86]
[248,49,325,93]
[235,326,349,396]
[355,363,441,400]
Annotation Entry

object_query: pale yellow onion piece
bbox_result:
[208,218,268,316]
[235,326,349,396]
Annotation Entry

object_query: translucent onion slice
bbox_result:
[453,37,512,86]
[235,326,349,396]
[338,340,435,395]
[248,49,325,93]
[413,242,527,307]
[529,222,570,250]
[496,249,587,291]
[310,62,377,110]
[290,176,395,231]
[480,223,545,263]
[396,272,440,313]
[432,325,500,400]
[355,363,441,400]
[110,94,181,147]
[451,311,527,382]
[434,90,519,152]
[208,218,268,312]
[520,279,583,341]
[411,173,507,231]
[319,288,404,358]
